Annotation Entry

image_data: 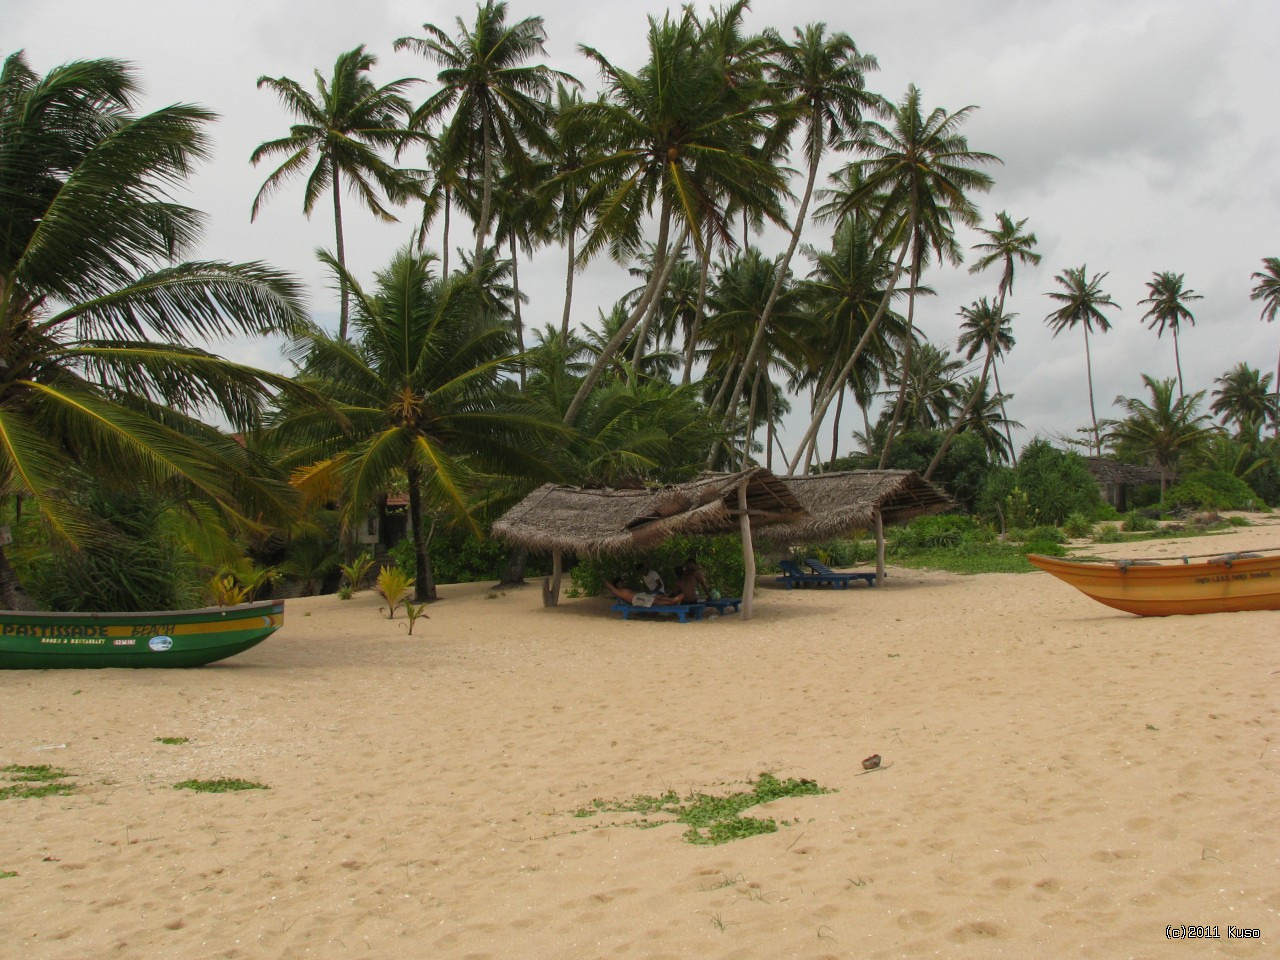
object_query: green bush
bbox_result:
[389,526,548,585]
[1122,511,1158,532]
[1164,470,1260,512]
[1061,512,1095,539]
[978,440,1104,527]
[803,538,874,568]
[892,514,993,549]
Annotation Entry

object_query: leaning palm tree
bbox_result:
[791,84,999,470]
[967,211,1039,459]
[252,45,425,340]
[273,246,561,602]
[1138,270,1202,398]
[556,8,785,427]
[396,1,579,264]
[721,21,881,435]
[1250,257,1280,435]
[0,52,312,608]
[1045,266,1121,455]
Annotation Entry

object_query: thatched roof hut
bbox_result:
[759,470,954,543]
[492,468,805,558]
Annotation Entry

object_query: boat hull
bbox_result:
[1027,553,1280,617]
[0,600,285,668]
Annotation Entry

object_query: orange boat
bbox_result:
[1027,552,1280,617]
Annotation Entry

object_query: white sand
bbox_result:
[3,517,1278,959]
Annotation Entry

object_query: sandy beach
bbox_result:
[3,519,1277,959]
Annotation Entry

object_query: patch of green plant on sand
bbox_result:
[154,736,189,745]
[573,773,830,845]
[0,869,16,879]
[0,764,77,800]
[172,778,268,793]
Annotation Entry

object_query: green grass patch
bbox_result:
[154,737,189,745]
[0,869,16,879]
[574,773,829,845]
[0,764,77,800]
[888,540,1060,574]
[173,778,268,793]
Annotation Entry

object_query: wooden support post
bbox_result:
[874,508,886,584]
[542,549,563,607]
[738,481,756,620]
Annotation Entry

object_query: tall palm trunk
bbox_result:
[1084,324,1100,455]
[682,240,713,385]
[333,170,349,340]
[511,236,526,388]
[878,240,922,469]
[1173,326,1184,399]
[442,188,451,278]
[992,287,1017,463]
[405,463,437,602]
[830,386,845,467]
[474,119,494,263]
[744,366,763,469]
[790,236,912,472]
[560,224,576,339]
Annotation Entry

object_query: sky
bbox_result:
[10,0,1280,463]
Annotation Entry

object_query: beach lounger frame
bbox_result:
[611,602,707,623]
[775,558,875,589]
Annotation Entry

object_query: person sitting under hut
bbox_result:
[605,578,686,608]
[676,556,712,600]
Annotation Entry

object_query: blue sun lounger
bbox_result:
[611,602,707,623]
[804,558,877,587]
[776,559,873,589]
[702,597,742,614]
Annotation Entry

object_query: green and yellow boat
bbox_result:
[0,600,284,668]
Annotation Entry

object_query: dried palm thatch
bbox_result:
[492,468,806,558]
[758,470,953,543]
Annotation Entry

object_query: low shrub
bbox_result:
[1061,512,1095,539]
[569,534,748,598]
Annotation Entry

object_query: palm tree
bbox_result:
[252,45,424,341]
[558,7,785,426]
[1250,257,1280,435]
[791,84,999,470]
[273,247,560,602]
[721,21,881,435]
[0,52,312,608]
[967,211,1038,459]
[396,1,578,265]
[1045,266,1121,455]
[1105,375,1213,494]
[1211,362,1277,441]
[924,297,1015,478]
[1138,271,1202,398]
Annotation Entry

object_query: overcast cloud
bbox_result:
[11,0,1279,458]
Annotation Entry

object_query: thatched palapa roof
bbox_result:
[493,468,953,556]
[758,470,954,543]
[492,468,805,557]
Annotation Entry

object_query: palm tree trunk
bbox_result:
[723,153,821,432]
[0,543,35,610]
[829,386,844,467]
[475,119,494,263]
[682,240,713,386]
[442,188,452,277]
[511,236,525,388]
[991,363,1016,464]
[1173,326,1184,399]
[333,170,349,341]
[744,366,763,469]
[878,241,922,469]
[925,348,994,480]
[563,209,685,428]
[561,225,576,339]
[789,237,912,472]
[405,463,437,602]
[1085,325,1100,455]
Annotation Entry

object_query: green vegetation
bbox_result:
[172,778,269,793]
[570,534,750,597]
[376,566,415,618]
[154,737,190,745]
[0,765,77,800]
[573,773,830,845]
